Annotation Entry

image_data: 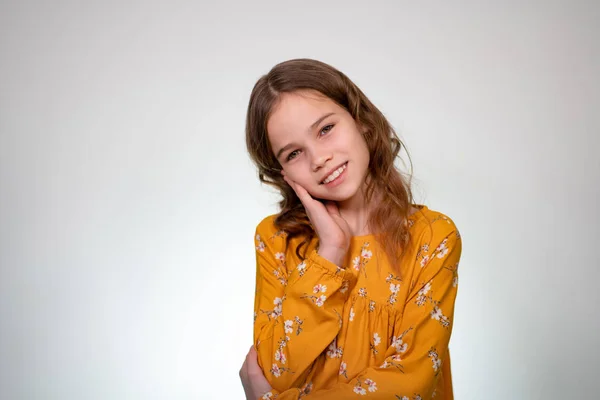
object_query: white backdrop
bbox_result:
[1,1,598,399]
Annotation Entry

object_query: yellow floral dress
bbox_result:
[252,205,462,399]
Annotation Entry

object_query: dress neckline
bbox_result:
[349,204,428,242]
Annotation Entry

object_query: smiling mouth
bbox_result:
[320,162,348,184]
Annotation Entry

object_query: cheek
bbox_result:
[355,136,370,160]
[284,165,308,183]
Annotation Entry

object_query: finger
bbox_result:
[284,176,313,205]
[241,344,254,376]
[247,346,260,374]
[239,357,248,380]
[245,344,255,363]
[247,350,267,381]
[290,181,322,210]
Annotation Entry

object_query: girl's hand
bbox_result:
[239,345,272,400]
[282,172,351,267]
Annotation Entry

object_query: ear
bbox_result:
[356,120,368,134]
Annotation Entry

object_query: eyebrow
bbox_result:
[275,112,336,160]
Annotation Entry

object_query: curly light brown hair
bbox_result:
[246,58,418,273]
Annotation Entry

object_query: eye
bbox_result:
[287,149,301,161]
[319,124,334,136]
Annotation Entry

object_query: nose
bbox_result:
[311,150,332,172]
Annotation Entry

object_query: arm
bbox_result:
[253,218,357,393]
[263,226,462,400]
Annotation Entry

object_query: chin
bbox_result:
[312,187,359,203]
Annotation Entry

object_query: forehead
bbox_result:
[267,91,341,148]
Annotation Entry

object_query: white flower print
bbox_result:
[436,239,449,258]
[272,268,287,286]
[340,280,349,294]
[297,261,306,276]
[353,386,366,395]
[313,284,327,294]
[293,316,304,335]
[421,243,430,253]
[370,334,381,355]
[382,354,404,370]
[373,333,381,346]
[352,256,361,271]
[415,282,431,306]
[420,254,430,268]
[314,295,326,307]
[353,243,373,275]
[339,361,348,377]
[327,338,343,358]
[353,378,375,396]
[271,297,283,319]
[274,348,287,364]
[390,327,412,363]
[271,332,294,378]
[364,379,377,393]
[431,306,450,328]
[261,392,274,399]
[302,286,327,307]
[358,288,367,297]
[392,336,408,353]
[388,282,400,305]
[349,307,355,321]
[275,252,285,261]
[271,364,281,378]
[369,300,376,312]
[428,348,441,372]
[284,320,293,334]
[256,234,265,252]
[453,275,459,287]
[300,382,313,396]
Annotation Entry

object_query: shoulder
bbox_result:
[409,205,461,249]
[254,214,289,248]
[255,213,279,236]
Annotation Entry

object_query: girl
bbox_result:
[239,59,462,399]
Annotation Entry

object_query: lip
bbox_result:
[319,162,348,185]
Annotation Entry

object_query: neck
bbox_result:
[337,184,381,237]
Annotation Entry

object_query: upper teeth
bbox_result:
[323,163,347,184]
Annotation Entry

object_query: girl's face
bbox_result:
[267,90,370,203]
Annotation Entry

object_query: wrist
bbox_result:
[317,246,347,267]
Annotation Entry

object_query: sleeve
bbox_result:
[262,223,462,400]
[253,218,358,394]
